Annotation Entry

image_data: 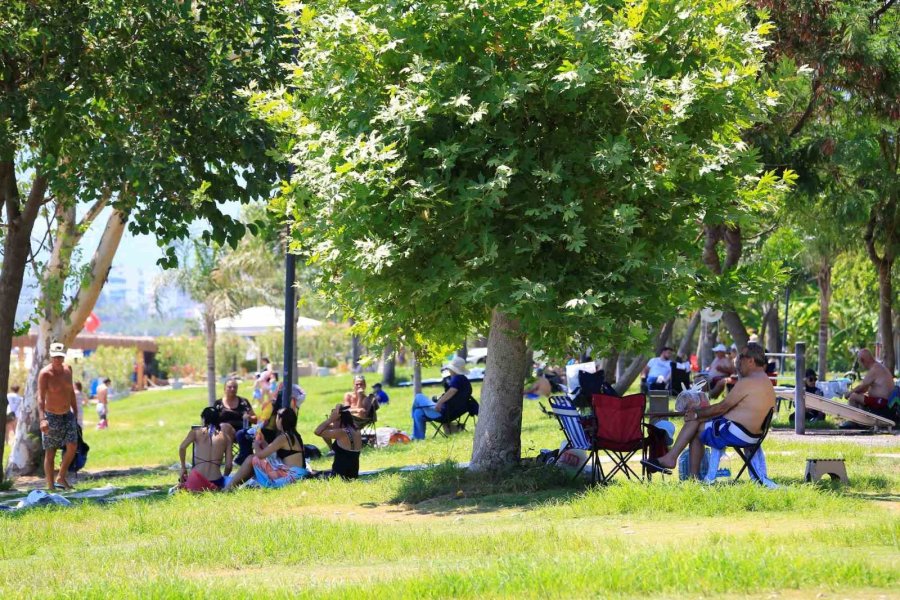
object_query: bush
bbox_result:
[81,346,136,390]
[216,333,250,377]
[156,336,205,380]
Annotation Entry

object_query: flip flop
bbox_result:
[54,481,73,491]
[640,458,673,475]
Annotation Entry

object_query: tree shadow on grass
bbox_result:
[373,461,585,516]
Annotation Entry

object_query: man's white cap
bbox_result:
[712,343,727,353]
[49,342,66,358]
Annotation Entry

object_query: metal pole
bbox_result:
[794,341,806,435]
[281,224,296,410]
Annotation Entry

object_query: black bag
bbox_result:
[71,424,90,473]
[304,444,322,460]
[574,370,618,408]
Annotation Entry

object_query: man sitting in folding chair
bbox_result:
[642,342,775,481]
[411,357,473,440]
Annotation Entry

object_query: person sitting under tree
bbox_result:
[224,407,308,490]
[314,405,362,479]
[707,344,736,399]
[179,407,232,492]
[342,374,375,419]
[642,343,775,478]
[642,347,674,392]
[843,348,896,422]
[410,356,472,440]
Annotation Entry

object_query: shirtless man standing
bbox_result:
[38,343,79,489]
[643,342,775,478]
[846,348,895,413]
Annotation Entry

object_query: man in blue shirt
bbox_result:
[411,356,472,439]
[372,382,389,405]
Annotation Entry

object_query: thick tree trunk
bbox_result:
[876,259,895,374]
[457,340,467,360]
[470,309,527,471]
[722,311,749,350]
[601,350,619,382]
[0,173,47,477]
[380,342,396,386]
[677,311,701,360]
[817,264,832,380]
[205,312,217,407]
[702,223,750,350]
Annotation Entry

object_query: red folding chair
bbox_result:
[591,393,647,484]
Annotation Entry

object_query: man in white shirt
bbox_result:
[643,347,674,392]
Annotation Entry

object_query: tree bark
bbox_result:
[764,304,780,355]
[613,355,648,395]
[412,353,422,394]
[380,342,396,386]
[702,223,750,349]
[0,174,47,477]
[677,311,701,360]
[876,259,895,374]
[204,311,217,407]
[655,320,675,354]
[722,311,749,350]
[470,309,527,471]
[816,263,832,380]
[457,340,467,360]
[700,321,718,370]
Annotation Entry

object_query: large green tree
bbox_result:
[1,0,286,477]
[260,0,792,469]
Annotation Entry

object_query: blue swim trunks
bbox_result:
[700,417,761,450]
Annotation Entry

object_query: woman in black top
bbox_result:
[315,406,361,479]
[213,378,257,464]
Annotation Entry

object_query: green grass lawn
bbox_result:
[2,372,898,599]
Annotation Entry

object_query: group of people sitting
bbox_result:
[177,377,362,492]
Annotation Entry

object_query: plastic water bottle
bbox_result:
[242,413,249,431]
[716,453,732,479]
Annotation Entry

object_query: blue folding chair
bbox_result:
[548,396,601,484]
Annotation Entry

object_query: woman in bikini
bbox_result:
[315,405,362,479]
[224,406,308,489]
[179,407,232,492]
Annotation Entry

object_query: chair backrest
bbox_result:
[756,407,775,445]
[592,393,645,445]
[548,396,592,450]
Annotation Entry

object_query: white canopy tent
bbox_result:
[215,306,322,337]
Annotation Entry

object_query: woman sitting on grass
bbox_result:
[314,405,362,480]
[224,406,308,490]
[179,407,232,492]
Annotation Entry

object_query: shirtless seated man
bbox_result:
[845,348,895,415]
[340,375,374,419]
[38,343,80,490]
[642,342,775,479]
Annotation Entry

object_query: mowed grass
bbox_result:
[1,373,899,599]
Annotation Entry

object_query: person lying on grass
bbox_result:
[179,407,233,492]
[642,342,775,478]
[314,405,361,480]
[224,407,308,490]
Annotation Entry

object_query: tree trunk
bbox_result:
[457,340,467,360]
[702,223,750,350]
[205,311,217,407]
[722,311,749,350]
[470,309,527,471]
[613,355,648,395]
[412,352,422,394]
[0,173,47,477]
[6,204,126,477]
[876,259,895,374]
[764,304,780,355]
[655,320,675,354]
[700,321,718,370]
[816,263,832,380]
[677,311,701,360]
[601,350,619,382]
[380,342,396,386]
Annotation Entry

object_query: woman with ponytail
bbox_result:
[178,407,232,492]
[224,406,308,490]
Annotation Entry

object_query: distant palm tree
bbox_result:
[158,231,281,405]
